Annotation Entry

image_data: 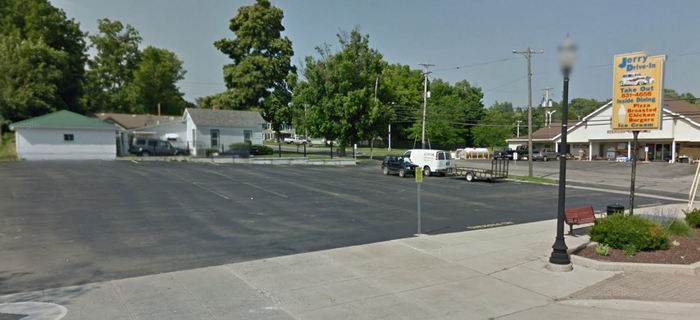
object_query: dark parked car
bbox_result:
[381,155,418,178]
[532,148,558,161]
[129,138,188,156]
[493,147,514,159]
[514,145,529,160]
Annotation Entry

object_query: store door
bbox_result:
[652,144,671,161]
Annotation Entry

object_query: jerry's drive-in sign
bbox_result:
[612,52,666,130]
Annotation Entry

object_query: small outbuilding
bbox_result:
[183,108,265,156]
[10,110,117,160]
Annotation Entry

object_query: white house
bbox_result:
[506,99,700,162]
[10,110,117,160]
[184,108,265,156]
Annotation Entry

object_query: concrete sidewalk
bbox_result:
[2,219,700,320]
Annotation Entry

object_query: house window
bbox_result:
[210,129,220,147]
[244,130,252,143]
[63,134,74,141]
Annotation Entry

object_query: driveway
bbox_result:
[0,161,677,294]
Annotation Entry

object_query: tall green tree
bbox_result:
[125,46,188,115]
[379,64,424,142]
[491,100,514,113]
[0,35,67,123]
[472,109,515,148]
[406,79,484,147]
[294,29,387,155]
[0,0,87,115]
[85,18,142,112]
[214,0,295,143]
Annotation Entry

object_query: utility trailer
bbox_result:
[452,158,509,182]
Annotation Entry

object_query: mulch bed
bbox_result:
[575,228,700,265]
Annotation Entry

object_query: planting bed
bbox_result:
[576,229,700,265]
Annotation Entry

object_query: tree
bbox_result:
[0,35,67,124]
[406,79,484,147]
[380,64,424,142]
[85,18,142,112]
[294,29,387,155]
[491,100,513,113]
[0,0,87,114]
[665,88,699,106]
[215,0,295,148]
[472,109,515,148]
[125,46,188,115]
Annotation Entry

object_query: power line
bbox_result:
[431,57,515,72]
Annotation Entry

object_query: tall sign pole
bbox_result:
[419,64,433,149]
[415,167,423,235]
[611,52,666,215]
[514,48,544,177]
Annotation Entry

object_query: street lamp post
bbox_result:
[548,35,576,272]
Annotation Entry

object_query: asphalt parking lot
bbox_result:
[0,160,678,294]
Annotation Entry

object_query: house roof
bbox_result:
[185,108,264,127]
[10,110,117,131]
[664,99,700,125]
[510,123,563,141]
[94,112,178,130]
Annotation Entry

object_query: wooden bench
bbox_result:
[564,206,596,235]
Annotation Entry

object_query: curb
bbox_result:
[570,242,700,275]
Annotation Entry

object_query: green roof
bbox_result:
[10,110,116,130]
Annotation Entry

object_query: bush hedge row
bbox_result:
[589,214,669,254]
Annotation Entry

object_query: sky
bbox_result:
[51,0,700,108]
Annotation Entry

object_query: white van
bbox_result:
[402,149,454,176]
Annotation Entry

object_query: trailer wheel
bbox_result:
[465,172,475,182]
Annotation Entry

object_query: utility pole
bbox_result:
[419,63,434,149]
[513,48,544,177]
[516,120,522,137]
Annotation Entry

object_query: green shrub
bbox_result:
[595,243,610,256]
[251,145,273,155]
[623,244,638,256]
[589,214,669,254]
[229,142,252,149]
[205,148,219,156]
[685,209,700,228]
[667,219,693,237]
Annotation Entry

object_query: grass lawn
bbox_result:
[508,175,555,184]
[355,147,407,157]
[0,133,16,161]
[263,152,356,160]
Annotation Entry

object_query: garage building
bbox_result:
[10,110,117,160]
[506,99,700,162]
